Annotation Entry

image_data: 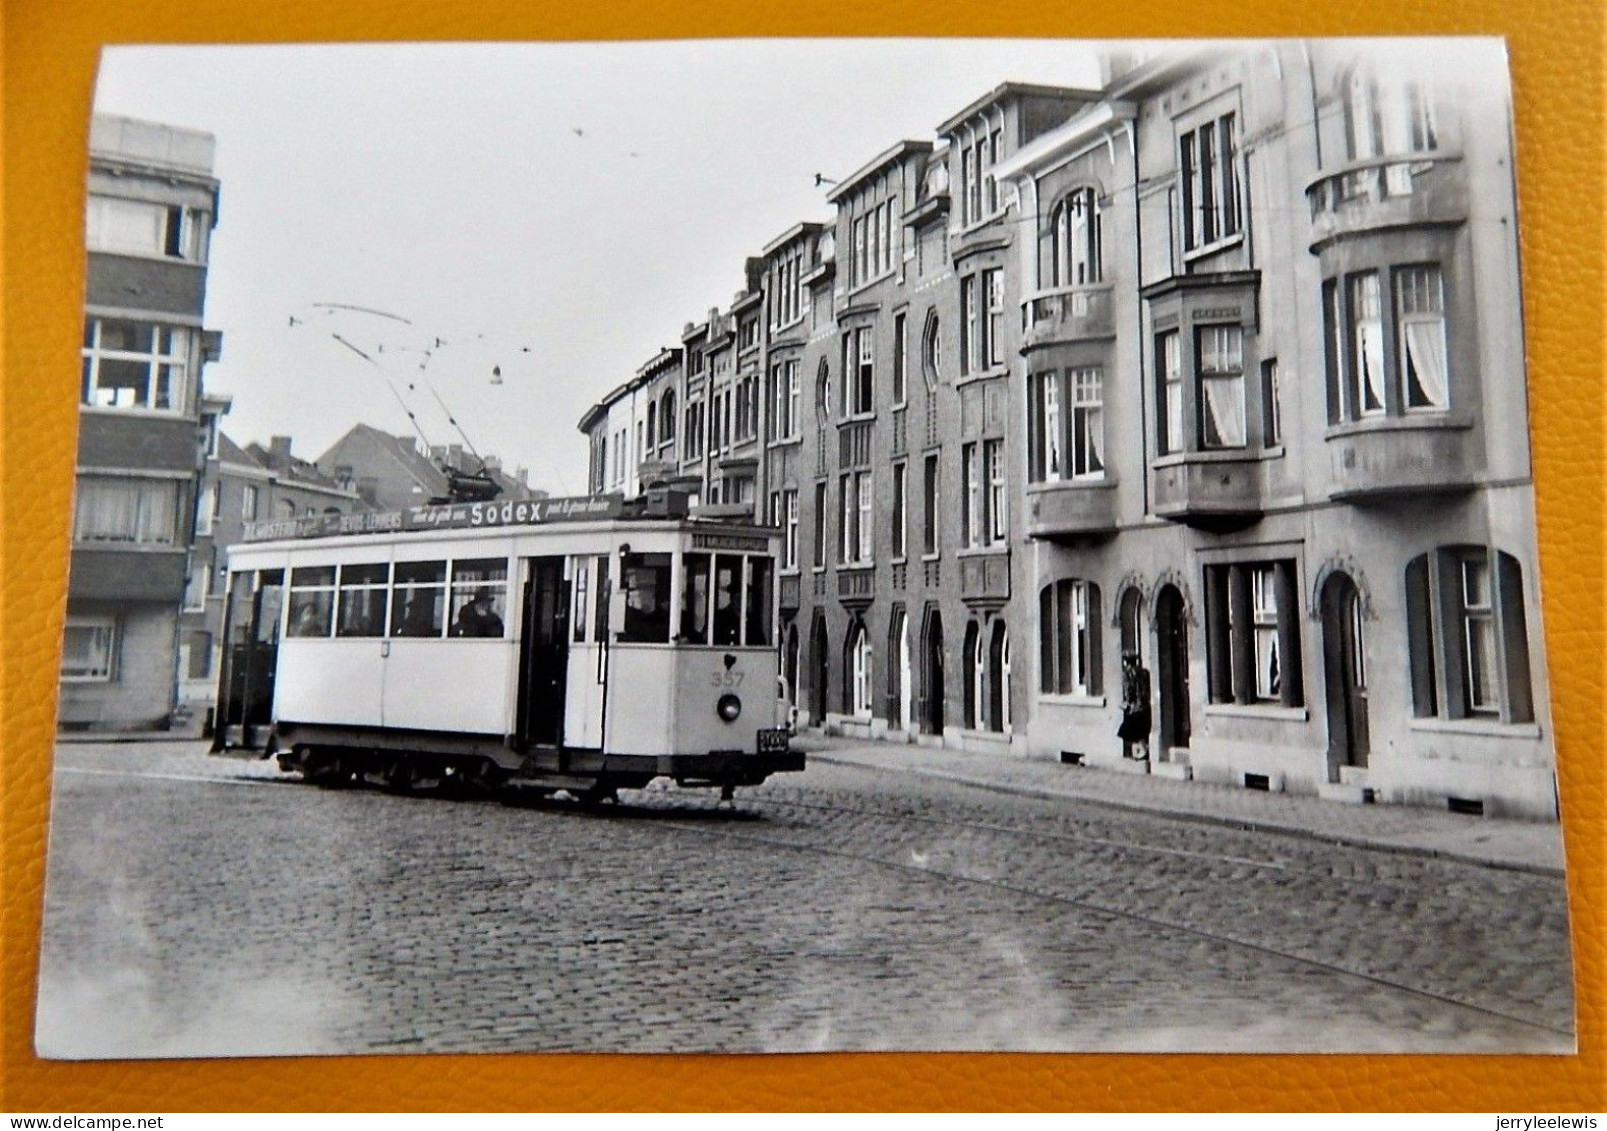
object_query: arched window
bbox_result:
[1344,67,1438,172]
[1046,187,1102,288]
[815,356,832,418]
[921,309,942,389]
[1039,579,1102,696]
[659,389,677,454]
[1405,547,1532,723]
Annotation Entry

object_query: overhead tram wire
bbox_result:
[328,330,439,456]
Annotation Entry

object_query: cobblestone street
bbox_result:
[36,740,1575,1058]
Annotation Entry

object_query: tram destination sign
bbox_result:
[242,494,626,542]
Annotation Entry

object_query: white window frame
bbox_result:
[81,319,192,414]
[1070,369,1105,480]
[61,616,117,681]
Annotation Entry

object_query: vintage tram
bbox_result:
[212,490,802,801]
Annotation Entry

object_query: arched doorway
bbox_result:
[889,607,913,733]
[809,613,828,728]
[1321,571,1370,776]
[963,620,983,730]
[783,622,800,719]
[989,621,1012,735]
[1154,585,1190,756]
[845,619,873,719]
[923,609,946,736]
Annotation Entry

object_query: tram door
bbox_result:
[517,557,570,749]
[214,569,282,751]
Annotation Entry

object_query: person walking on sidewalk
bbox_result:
[1118,650,1152,761]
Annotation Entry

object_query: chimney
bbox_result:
[483,454,501,471]
[269,435,293,464]
[448,444,463,469]
[430,444,447,464]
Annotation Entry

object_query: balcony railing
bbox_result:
[1306,151,1466,251]
[1022,283,1115,349]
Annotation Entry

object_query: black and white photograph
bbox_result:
[39,37,1575,1059]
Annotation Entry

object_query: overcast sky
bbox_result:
[93,40,1111,494]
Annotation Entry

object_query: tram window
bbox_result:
[680,553,711,643]
[450,558,508,638]
[338,562,391,637]
[256,571,285,644]
[287,566,335,637]
[712,554,742,647]
[592,555,611,643]
[572,558,591,644]
[746,556,774,646]
[392,560,446,638]
[620,552,672,643]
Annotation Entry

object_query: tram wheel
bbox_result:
[382,758,414,795]
[578,782,619,807]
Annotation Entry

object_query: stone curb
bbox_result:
[809,750,1566,879]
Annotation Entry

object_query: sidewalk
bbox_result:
[794,733,1568,876]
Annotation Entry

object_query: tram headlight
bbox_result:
[716,693,742,723]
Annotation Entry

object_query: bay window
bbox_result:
[1197,325,1247,448]
[1324,263,1451,423]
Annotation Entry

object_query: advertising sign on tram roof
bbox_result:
[241,494,626,543]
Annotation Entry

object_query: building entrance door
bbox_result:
[1321,572,1370,775]
[924,610,946,736]
[809,614,828,728]
[1155,585,1190,754]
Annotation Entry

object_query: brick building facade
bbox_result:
[577,41,1555,818]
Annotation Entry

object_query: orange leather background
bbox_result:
[2,0,1601,1112]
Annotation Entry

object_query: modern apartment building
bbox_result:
[61,115,223,731]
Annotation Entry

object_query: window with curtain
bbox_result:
[1197,325,1247,448]
[73,478,180,545]
[1324,262,1451,422]
[1397,265,1449,409]
[1071,369,1105,478]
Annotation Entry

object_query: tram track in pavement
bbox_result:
[634,788,1575,1044]
[54,755,1574,1044]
